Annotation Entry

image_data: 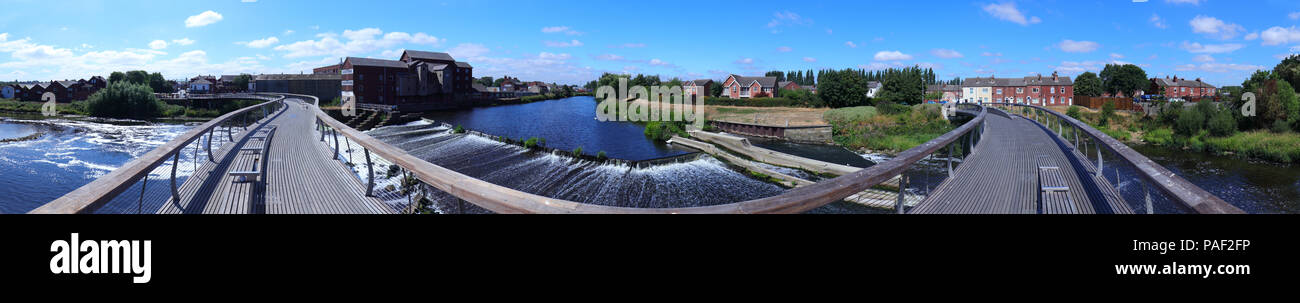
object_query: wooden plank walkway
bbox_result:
[911,107,1133,214]
[156,98,396,214]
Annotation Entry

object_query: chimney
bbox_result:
[1196,78,1202,83]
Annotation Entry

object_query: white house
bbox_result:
[866,81,883,98]
[188,79,212,93]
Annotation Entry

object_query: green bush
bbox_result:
[524,137,540,149]
[1207,109,1237,137]
[1066,106,1081,119]
[704,96,809,107]
[572,146,584,156]
[876,101,911,115]
[1099,101,1116,126]
[1272,120,1291,133]
[644,121,687,141]
[453,125,465,134]
[85,82,163,119]
[597,151,607,159]
[1175,108,1205,136]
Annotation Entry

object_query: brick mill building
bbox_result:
[338,50,474,109]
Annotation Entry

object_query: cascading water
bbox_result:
[364,121,789,212]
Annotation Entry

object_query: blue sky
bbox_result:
[1,0,1299,87]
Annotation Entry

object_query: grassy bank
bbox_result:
[0,99,90,115]
[824,103,953,152]
[1062,105,1300,163]
[2,98,245,119]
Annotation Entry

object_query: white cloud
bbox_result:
[648,59,673,67]
[981,52,1002,57]
[767,11,811,28]
[1176,62,1266,73]
[283,30,295,36]
[446,43,490,59]
[1150,14,1167,29]
[1058,40,1100,53]
[171,38,195,46]
[594,54,625,61]
[273,28,444,58]
[544,40,583,47]
[1179,41,1244,54]
[803,57,817,62]
[930,48,963,58]
[1245,32,1259,40]
[734,58,755,65]
[185,10,223,28]
[1110,53,1124,59]
[776,46,792,52]
[541,26,582,35]
[1193,54,1215,62]
[1291,12,1300,20]
[1189,15,1245,40]
[1260,26,1300,46]
[982,2,1041,26]
[873,51,913,61]
[149,40,168,50]
[859,62,904,70]
[1053,61,1106,74]
[844,41,857,48]
[241,37,280,48]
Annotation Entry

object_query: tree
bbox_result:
[1243,70,1272,93]
[108,71,126,83]
[1073,71,1103,97]
[477,76,494,87]
[818,69,869,108]
[1274,54,1300,93]
[1099,64,1147,97]
[85,82,164,119]
[125,70,150,85]
[765,71,785,82]
[877,66,925,104]
[232,74,252,92]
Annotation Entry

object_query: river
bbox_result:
[0,117,194,213]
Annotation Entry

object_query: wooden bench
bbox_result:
[229,125,277,182]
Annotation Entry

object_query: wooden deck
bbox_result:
[156,98,396,214]
[911,107,1133,214]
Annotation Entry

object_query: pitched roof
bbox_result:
[191,79,212,85]
[219,75,240,82]
[57,80,80,87]
[472,83,487,92]
[347,57,408,68]
[1153,77,1215,88]
[962,77,997,87]
[1023,74,1073,86]
[402,50,455,62]
[729,74,778,88]
[254,74,342,81]
[688,79,713,86]
[455,61,472,68]
[867,81,882,89]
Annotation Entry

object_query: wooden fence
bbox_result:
[1075,96,1143,111]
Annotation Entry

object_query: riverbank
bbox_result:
[1054,106,1300,163]
[1,98,227,121]
[824,104,954,153]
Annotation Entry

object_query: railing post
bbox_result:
[137,173,147,214]
[364,148,375,197]
[1143,181,1153,214]
[1095,140,1104,178]
[332,129,341,161]
[206,128,214,162]
[895,173,908,214]
[170,151,180,204]
[947,143,954,177]
[345,137,353,165]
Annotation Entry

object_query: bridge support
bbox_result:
[947,143,953,177]
[332,129,341,162]
[895,173,908,214]
[206,129,214,162]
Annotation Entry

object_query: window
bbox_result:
[982,88,988,93]
[1033,87,1039,93]
[1181,87,1186,92]
[996,88,1002,94]
[1016,88,1023,93]
[1051,87,1055,94]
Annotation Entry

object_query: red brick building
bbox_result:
[313,64,341,75]
[721,74,777,99]
[1151,76,1215,98]
[986,72,1074,106]
[682,79,713,97]
[339,50,474,106]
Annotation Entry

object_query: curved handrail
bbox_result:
[30,94,285,214]
[304,94,988,213]
[987,102,1243,214]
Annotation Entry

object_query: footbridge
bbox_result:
[30,95,1243,214]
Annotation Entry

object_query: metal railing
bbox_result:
[308,96,988,214]
[987,103,1243,214]
[30,94,286,214]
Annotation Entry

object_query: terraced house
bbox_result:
[962,72,1074,106]
[721,74,778,99]
[1150,76,1216,98]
